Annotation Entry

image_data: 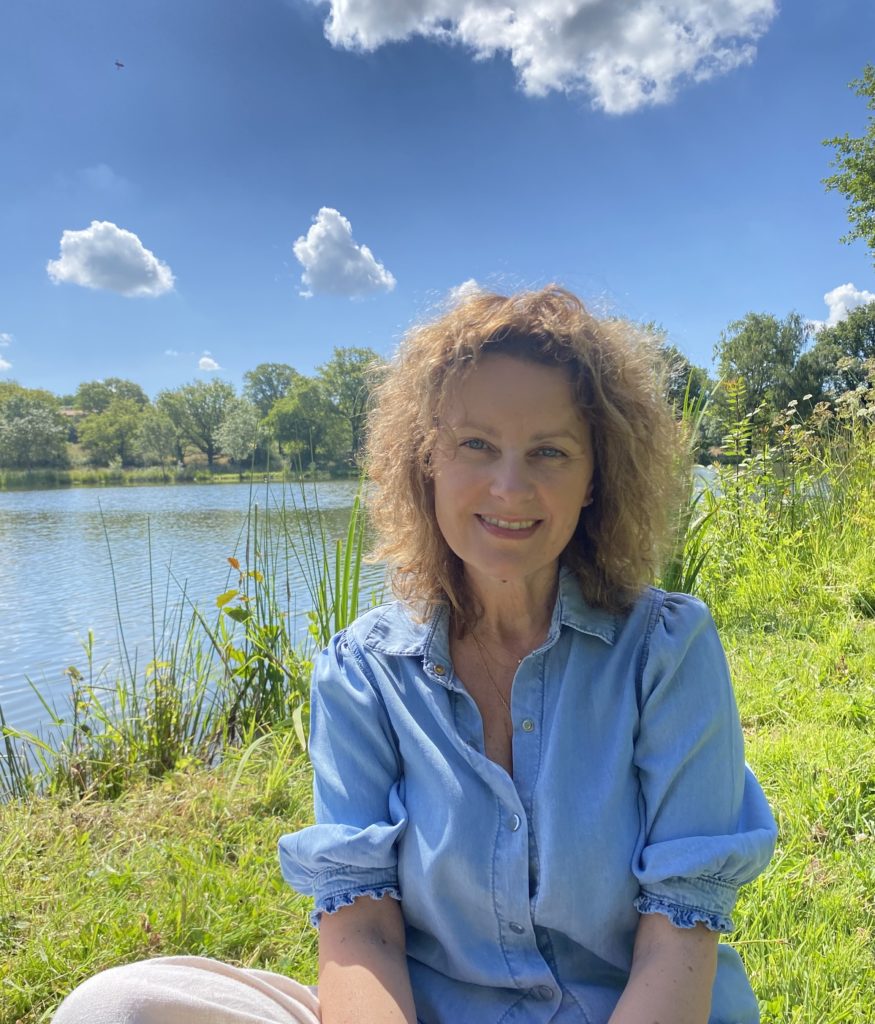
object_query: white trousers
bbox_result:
[51,956,321,1024]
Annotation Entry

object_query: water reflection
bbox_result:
[0,480,382,734]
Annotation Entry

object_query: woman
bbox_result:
[53,287,776,1024]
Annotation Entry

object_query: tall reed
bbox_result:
[0,478,371,801]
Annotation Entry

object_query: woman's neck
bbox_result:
[463,563,559,654]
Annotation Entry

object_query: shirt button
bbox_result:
[509,813,521,832]
[508,921,525,935]
[533,985,554,1000]
[521,718,535,732]
[433,664,446,676]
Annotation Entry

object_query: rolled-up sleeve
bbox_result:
[631,592,777,932]
[278,630,407,926]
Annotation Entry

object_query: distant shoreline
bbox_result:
[0,466,359,492]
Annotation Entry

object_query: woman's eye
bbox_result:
[460,438,489,451]
[534,446,565,458]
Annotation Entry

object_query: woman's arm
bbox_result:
[608,913,718,1024]
[318,895,417,1024]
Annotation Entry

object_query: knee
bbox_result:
[51,961,161,1024]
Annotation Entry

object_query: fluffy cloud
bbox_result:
[293,207,396,298]
[0,333,11,371]
[817,282,875,329]
[198,353,221,371]
[448,278,483,305]
[310,0,777,114]
[46,220,175,297]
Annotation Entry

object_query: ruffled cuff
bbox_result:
[634,874,738,933]
[310,878,402,927]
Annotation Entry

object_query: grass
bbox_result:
[0,740,319,1022]
[0,464,355,491]
[1,391,874,1022]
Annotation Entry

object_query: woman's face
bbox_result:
[431,354,594,594]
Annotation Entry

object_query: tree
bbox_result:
[0,390,69,469]
[715,312,811,417]
[78,398,146,466]
[75,377,149,415]
[217,399,262,464]
[316,347,382,460]
[824,65,875,267]
[136,407,179,472]
[652,340,713,412]
[242,363,301,418]
[808,300,875,394]
[157,379,236,465]
[266,378,345,467]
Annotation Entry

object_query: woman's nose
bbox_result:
[488,455,535,501]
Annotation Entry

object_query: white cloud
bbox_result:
[165,348,180,357]
[309,0,777,114]
[0,332,12,370]
[815,282,875,330]
[79,163,132,194]
[198,353,221,371]
[293,207,396,298]
[448,278,483,305]
[46,220,175,297]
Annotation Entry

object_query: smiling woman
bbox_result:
[431,354,594,599]
[52,287,777,1024]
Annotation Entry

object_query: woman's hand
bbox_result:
[318,895,417,1024]
[608,913,718,1024]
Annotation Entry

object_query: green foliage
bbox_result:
[242,363,301,418]
[809,301,875,394]
[77,398,147,467]
[217,399,262,464]
[266,378,346,467]
[157,379,236,465]
[74,378,149,415]
[316,346,383,460]
[715,312,811,420]
[658,377,716,595]
[823,64,875,266]
[0,389,70,469]
[136,406,179,472]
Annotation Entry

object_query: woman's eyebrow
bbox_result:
[448,420,584,444]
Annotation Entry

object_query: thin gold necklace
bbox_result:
[471,631,513,715]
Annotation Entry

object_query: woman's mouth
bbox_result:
[477,514,541,537]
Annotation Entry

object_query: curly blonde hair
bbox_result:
[365,286,684,624]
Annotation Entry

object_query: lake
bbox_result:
[0,480,381,736]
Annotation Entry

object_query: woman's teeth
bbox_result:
[480,515,537,530]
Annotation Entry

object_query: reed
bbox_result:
[0,478,370,800]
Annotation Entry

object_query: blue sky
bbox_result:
[1,0,874,398]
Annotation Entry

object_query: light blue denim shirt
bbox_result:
[279,571,777,1024]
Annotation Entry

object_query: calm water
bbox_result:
[0,480,381,735]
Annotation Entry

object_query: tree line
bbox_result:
[0,347,380,474]
[2,303,873,474]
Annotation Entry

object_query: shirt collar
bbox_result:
[361,568,618,688]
